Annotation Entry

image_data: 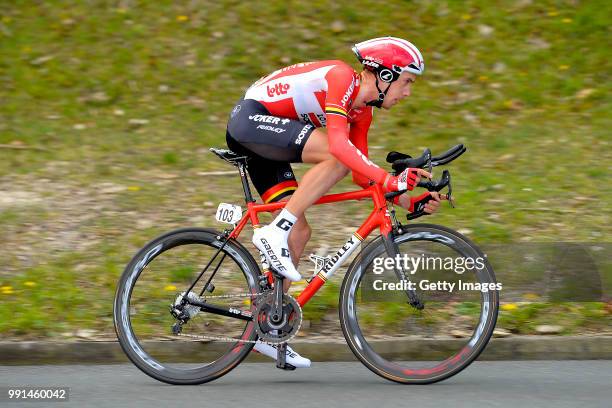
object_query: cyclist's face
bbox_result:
[382,72,416,109]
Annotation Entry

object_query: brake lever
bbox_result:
[447,173,455,208]
[406,170,454,220]
[387,169,449,199]
[385,169,455,208]
[416,169,450,192]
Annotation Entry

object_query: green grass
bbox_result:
[498,302,611,334]
[0,0,610,338]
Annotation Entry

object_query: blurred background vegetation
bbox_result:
[0,0,610,339]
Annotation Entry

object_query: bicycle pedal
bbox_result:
[276,342,287,368]
[276,363,296,371]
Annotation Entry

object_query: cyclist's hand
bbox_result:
[385,168,432,192]
[404,191,447,214]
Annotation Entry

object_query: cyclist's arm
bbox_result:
[324,65,388,185]
[349,109,374,189]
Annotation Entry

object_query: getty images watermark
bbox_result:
[366,243,609,301]
[371,254,503,293]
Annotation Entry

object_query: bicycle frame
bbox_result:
[227,182,395,308]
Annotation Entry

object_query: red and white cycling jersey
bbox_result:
[244,60,387,186]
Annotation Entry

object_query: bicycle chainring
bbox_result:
[253,292,302,344]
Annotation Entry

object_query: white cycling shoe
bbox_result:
[253,341,311,369]
[252,224,301,282]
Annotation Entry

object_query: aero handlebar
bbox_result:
[384,144,465,220]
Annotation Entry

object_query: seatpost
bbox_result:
[237,162,255,203]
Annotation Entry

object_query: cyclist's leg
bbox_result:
[225,100,313,366]
[301,127,340,163]
[270,199,311,292]
[268,129,347,287]
[226,99,323,281]
[228,132,310,285]
[270,200,311,264]
[233,124,338,276]
[226,99,346,216]
[246,165,311,291]
[285,209,311,266]
[284,128,350,218]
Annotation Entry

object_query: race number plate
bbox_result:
[215,203,242,224]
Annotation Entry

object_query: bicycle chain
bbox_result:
[175,291,300,345]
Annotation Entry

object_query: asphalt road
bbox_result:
[1,361,610,408]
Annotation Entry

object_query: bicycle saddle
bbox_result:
[209,147,249,166]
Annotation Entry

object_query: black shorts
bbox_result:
[226,99,316,203]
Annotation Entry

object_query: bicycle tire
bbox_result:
[113,227,261,385]
[339,223,499,384]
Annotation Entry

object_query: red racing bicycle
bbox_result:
[113,144,499,384]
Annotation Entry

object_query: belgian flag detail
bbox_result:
[325,106,348,118]
[261,180,298,203]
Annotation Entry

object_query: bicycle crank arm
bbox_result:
[270,273,285,324]
[189,299,253,321]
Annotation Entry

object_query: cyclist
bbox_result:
[226,37,446,368]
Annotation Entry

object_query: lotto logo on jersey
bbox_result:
[267,83,290,98]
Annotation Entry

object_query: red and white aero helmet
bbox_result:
[352,37,425,83]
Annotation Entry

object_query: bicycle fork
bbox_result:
[382,233,424,310]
